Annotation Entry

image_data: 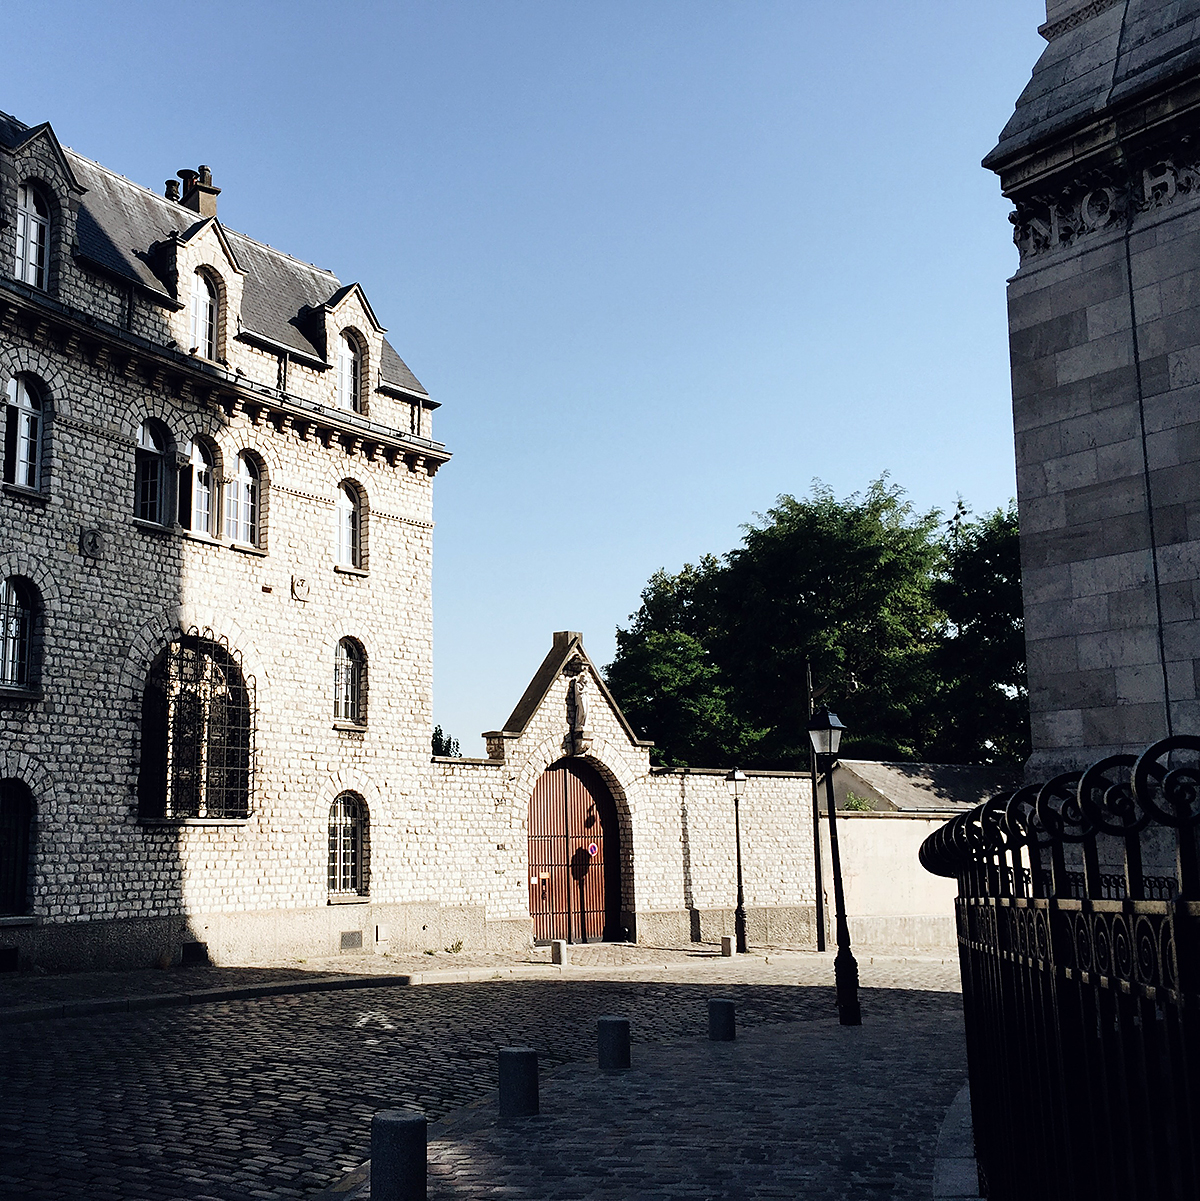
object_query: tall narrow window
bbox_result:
[190,272,218,360]
[179,440,215,534]
[335,483,362,567]
[337,334,361,412]
[14,184,49,290]
[138,633,253,820]
[328,793,366,895]
[4,376,43,490]
[135,422,168,523]
[224,453,260,546]
[0,779,33,916]
[334,638,366,724]
[0,578,34,689]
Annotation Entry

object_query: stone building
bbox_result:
[0,113,818,968]
[989,0,1200,774]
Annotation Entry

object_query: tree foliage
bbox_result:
[431,725,460,757]
[604,480,1027,769]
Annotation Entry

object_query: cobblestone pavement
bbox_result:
[0,953,964,1200]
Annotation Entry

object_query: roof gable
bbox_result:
[6,122,85,194]
[177,216,245,276]
[324,282,384,332]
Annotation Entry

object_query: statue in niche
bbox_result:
[572,672,590,733]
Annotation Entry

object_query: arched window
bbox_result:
[190,271,218,360]
[0,577,35,689]
[335,482,362,568]
[4,375,43,490]
[138,632,254,820]
[0,779,33,915]
[224,452,260,546]
[336,334,362,413]
[14,184,49,290]
[135,421,169,524]
[328,793,367,895]
[178,440,215,534]
[334,637,366,724]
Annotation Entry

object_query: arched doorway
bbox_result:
[0,779,33,916]
[528,759,621,943]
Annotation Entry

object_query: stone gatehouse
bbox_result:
[0,112,817,968]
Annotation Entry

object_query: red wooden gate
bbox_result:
[528,760,619,943]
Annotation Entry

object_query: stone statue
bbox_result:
[572,672,590,732]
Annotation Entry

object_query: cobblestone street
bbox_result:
[0,950,965,1200]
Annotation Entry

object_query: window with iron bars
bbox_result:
[334,638,366,724]
[0,577,34,689]
[138,631,254,820]
[328,793,367,895]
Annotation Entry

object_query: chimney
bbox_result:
[177,165,220,218]
[164,179,180,202]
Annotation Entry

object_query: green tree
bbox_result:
[606,478,945,768]
[431,725,460,757]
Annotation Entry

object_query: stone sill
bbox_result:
[2,482,49,505]
[0,686,42,703]
[132,517,177,536]
[229,541,267,557]
[139,818,249,828]
[334,564,369,577]
[328,894,369,905]
[0,915,39,927]
[334,721,367,733]
[182,530,220,546]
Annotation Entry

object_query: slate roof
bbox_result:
[986,0,1200,171]
[835,760,1020,814]
[0,110,427,397]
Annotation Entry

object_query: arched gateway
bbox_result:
[528,759,621,943]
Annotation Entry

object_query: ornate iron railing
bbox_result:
[921,736,1200,1200]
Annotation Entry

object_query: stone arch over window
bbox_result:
[4,373,47,491]
[224,449,265,548]
[334,637,367,725]
[336,330,366,414]
[0,778,33,915]
[335,480,366,568]
[137,628,255,820]
[178,436,220,535]
[0,576,39,691]
[135,418,174,525]
[189,268,221,361]
[14,181,51,290]
[328,792,369,896]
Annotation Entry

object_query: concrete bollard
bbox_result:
[371,1109,427,1201]
[708,997,737,1041]
[498,1047,539,1117]
[721,936,734,957]
[597,1015,631,1070]
[551,939,568,966]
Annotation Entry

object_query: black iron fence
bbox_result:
[920,735,1200,1200]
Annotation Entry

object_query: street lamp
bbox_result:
[724,768,748,954]
[806,708,861,1026]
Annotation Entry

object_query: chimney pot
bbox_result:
[164,180,180,202]
[198,165,212,186]
[177,166,220,219]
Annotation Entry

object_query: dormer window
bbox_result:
[190,271,218,360]
[15,184,49,290]
[337,334,362,413]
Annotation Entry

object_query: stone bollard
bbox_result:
[597,1015,631,1070]
[371,1109,427,1201]
[498,1047,539,1117]
[551,939,568,966]
[721,935,734,957]
[708,997,736,1041]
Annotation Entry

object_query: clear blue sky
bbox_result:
[10,2,1046,753]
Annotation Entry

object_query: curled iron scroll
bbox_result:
[1078,754,1145,835]
[1133,735,1200,829]
[1035,771,1088,843]
[1005,785,1048,847]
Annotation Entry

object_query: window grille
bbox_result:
[14,184,48,290]
[328,793,366,894]
[0,578,33,688]
[138,629,255,820]
[337,334,361,412]
[3,376,42,490]
[190,272,217,359]
[224,453,260,545]
[0,779,33,915]
[334,638,366,723]
[336,483,362,567]
[135,421,167,523]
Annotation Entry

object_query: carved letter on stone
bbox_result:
[1144,162,1177,206]
[1079,187,1118,231]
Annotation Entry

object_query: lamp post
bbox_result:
[724,768,748,954]
[806,708,861,1026]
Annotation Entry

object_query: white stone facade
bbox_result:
[0,114,818,969]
